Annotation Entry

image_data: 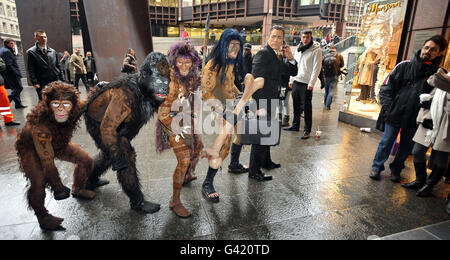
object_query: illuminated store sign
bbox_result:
[368,1,402,15]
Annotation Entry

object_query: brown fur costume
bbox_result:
[15,82,94,231]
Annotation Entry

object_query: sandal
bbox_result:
[170,200,191,218]
[202,182,220,203]
[183,173,197,186]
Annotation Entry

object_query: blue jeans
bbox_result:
[372,122,417,173]
[324,76,337,108]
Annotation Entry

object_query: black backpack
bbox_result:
[323,52,338,77]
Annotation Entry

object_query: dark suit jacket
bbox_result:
[252,44,297,117]
[0,46,22,89]
[26,43,64,87]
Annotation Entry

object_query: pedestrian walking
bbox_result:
[122,48,138,74]
[0,57,19,127]
[60,51,72,84]
[370,35,447,182]
[285,30,322,140]
[0,39,26,109]
[322,45,344,110]
[402,68,450,197]
[26,30,64,100]
[84,51,97,88]
[70,48,90,93]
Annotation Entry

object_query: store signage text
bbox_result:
[368,1,402,15]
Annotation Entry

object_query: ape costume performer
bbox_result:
[156,42,203,218]
[201,28,247,202]
[84,52,170,214]
[16,82,95,231]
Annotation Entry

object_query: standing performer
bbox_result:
[157,42,203,218]
[84,52,170,214]
[15,82,95,231]
[200,28,245,203]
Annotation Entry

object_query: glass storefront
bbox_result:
[344,0,407,120]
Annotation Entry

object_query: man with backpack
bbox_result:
[322,46,344,110]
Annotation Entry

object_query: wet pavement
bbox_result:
[0,81,449,240]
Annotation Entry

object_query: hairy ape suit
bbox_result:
[84,52,170,213]
[156,42,203,218]
[16,82,95,231]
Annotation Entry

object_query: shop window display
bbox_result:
[345,0,407,120]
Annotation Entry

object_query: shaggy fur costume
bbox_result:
[15,82,95,231]
[84,52,170,213]
[157,42,203,217]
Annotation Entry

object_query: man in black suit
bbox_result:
[26,30,64,100]
[0,39,27,109]
[249,25,298,181]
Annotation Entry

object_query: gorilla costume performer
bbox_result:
[84,52,170,213]
[201,28,264,202]
[16,82,95,231]
[156,42,203,218]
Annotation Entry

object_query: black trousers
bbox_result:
[249,144,272,176]
[7,77,24,105]
[87,72,95,87]
[291,81,312,132]
[74,74,90,93]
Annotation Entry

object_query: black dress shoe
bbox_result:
[249,173,273,181]
[416,184,434,197]
[5,121,20,126]
[228,164,249,174]
[263,162,281,170]
[369,169,381,180]
[301,131,311,140]
[284,126,299,132]
[390,171,401,183]
[15,104,27,109]
[402,181,425,190]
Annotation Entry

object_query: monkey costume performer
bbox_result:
[157,42,203,218]
[200,28,248,202]
[15,82,95,231]
[84,52,170,214]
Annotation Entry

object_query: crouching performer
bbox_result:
[84,52,170,214]
[201,28,265,202]
[156,42,203,218]
[15,82,95,231]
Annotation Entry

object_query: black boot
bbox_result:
[445,194,450,215]
[202,167,219,203]
[228,144,248,174]
[402,162,427,190]
[417,167,446,197]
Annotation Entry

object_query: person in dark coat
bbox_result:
[249,25,298,181]
[370,35,447,182]
[84,51,97,88]
[26,30,64,100]
[0,39,26,108]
